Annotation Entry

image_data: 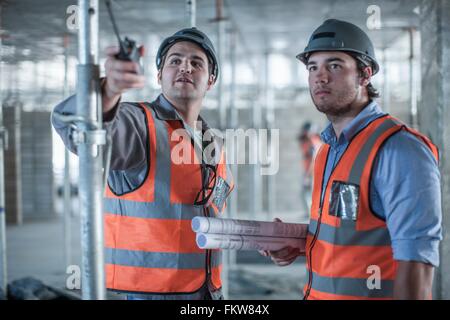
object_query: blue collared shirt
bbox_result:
[320,101,442,267]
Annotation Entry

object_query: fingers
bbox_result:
[266,246,300,267]
[272,257,296,267]
[258,250,270,257]
[108,69,145,87]
[270,246,299,260]
[106,58,140,73]
[104,48,145,96]
[105,46,120,57]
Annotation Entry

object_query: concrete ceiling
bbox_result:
[1,0,421,65]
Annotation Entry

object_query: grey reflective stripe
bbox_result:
[104,197,203,219]
[308,219,391,246]
[348,118,400,185]
[105,247,221,269]
[310,272,393,298]
[151,106,172,205]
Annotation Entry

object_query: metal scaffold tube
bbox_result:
[63,34,72,272]
[264,50,276,220]
[0,4,8,296]
[228,29,238,268]
[215,0,226,130]
[186,0,196,28]
[212,0,230,298]
[76,0,105,300]
[408,27,418,129]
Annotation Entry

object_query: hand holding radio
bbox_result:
[102,0,145,113]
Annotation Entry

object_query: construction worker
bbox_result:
[297,121,322,215]
[263,19,442,300]
[52,28,234,300]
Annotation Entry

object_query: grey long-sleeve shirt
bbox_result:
[52,94,148,171]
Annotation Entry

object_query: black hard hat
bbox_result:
[156,27,219,80]
[296,19,379,74]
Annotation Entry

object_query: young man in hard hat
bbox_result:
[263,19,442,300]
[52,28,234,300]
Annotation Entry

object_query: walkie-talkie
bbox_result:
[105,0,143,73]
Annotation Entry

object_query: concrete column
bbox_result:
[419,0,450,299]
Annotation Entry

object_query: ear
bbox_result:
[157,69,162,85]
[360,66,373,87]
[206,74,216,91]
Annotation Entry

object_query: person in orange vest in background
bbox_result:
[262,19,442,300]
[297,121,322,216]
[52,28,234,300]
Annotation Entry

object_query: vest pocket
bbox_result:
[329,181,360,221]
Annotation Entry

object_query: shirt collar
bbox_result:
[152,93,211,132]
[320,100,386,146]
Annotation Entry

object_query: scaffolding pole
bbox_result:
[186,0,196,27]
[211,0,231,298]
[408,27,418,129]
[215,0,227,130]
[251,67,262,220]
[76,0,105,300]
[382,48,390,114]
[63,34,72,271]
[228,29,238,268]
[264,50,276,220]
[0,4,8,296]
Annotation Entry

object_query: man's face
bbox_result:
[307,51,369,116]
[158,41,214,101]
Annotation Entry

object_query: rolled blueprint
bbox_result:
[191,216,308,239]
[196,233,306,252]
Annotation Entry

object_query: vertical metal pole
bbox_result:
[77,0,105,300]
[251,59,262,220]
[228,29,237,268]
[63,34,72,270]
[0,4,8,294]
[216,0,226,130]
[214,0,229,298]
[382,49,390,113]
[408,27,418,129]
[216,0,230,299]
[264,50,276,220]
[186,0,196,27]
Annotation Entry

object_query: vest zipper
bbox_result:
[203,207,212,281]
[303,205,323,300]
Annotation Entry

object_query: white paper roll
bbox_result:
[196,232,306,252]
[191,216,308,239]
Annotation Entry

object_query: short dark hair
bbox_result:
[351,53,380,99]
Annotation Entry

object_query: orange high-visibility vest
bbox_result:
[304,115,439,300]
[104,101,234,294]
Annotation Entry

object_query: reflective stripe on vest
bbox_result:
[105,248,222,269]
[304,115,439,300]
[308,219,391,246]
[104,101,232,294]
[309,272,394,298]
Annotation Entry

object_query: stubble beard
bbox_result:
[311,80,360,117]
